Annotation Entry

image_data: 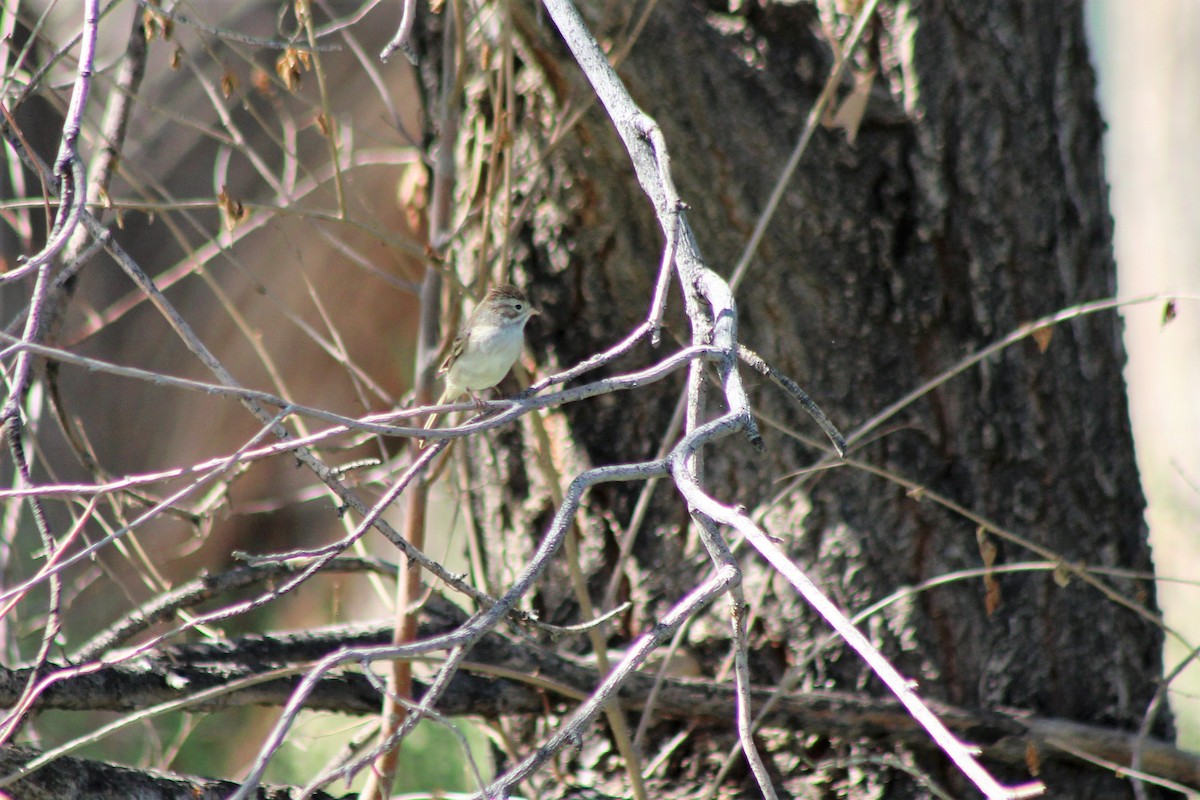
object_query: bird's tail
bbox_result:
[418,389,452,448]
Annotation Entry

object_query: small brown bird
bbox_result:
[421,284,539,441]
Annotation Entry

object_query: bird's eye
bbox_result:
[514,303,523,310]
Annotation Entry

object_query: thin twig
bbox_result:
[361,0,462,786]
[379,0,419,63]
[233,455,673,798]
[671,417,1045,800]
[0,0,102,742]
[737,342,846,456]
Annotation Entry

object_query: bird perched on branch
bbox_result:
[421,283,539,444]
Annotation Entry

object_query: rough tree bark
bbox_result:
[460,1,1167,797]
[0,1,1178,798]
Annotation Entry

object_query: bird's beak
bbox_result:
[530,307,541,317]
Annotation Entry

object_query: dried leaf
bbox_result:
[984,574,1001,615]
[829,67,876,144]
[1031,325,1053,353]
[976,526,998,568]
[143,7,173,41]
[170,46,182,70]
[315,112,332,138]
[495,110,512,150]
[977,527,1001,614]
[1162,299,1177,326]
[276,48,311,92]
[220,70,238,99]
[1025,739,1042,776]
[252,67,274,96]
[217,185,246,232]
[397,163,429,233]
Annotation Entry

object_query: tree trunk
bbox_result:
[462,1,1167,797]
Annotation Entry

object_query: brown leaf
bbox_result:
[1031,325,1053,353]
[217,185,247,232]
[143,7,173,42]
[984,574,1001,615]
[315,112,332,138]
[977,527,1001,614]
[1162,299,1177,326]
[1025,739,1042,776]
[220,70,239,99]
[829,67,876,145]
[294,0,312,26]
[495,110,512,150]
[276,48,311,92]
[976,526,998,568]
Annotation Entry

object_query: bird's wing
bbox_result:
[438,329,469,374]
